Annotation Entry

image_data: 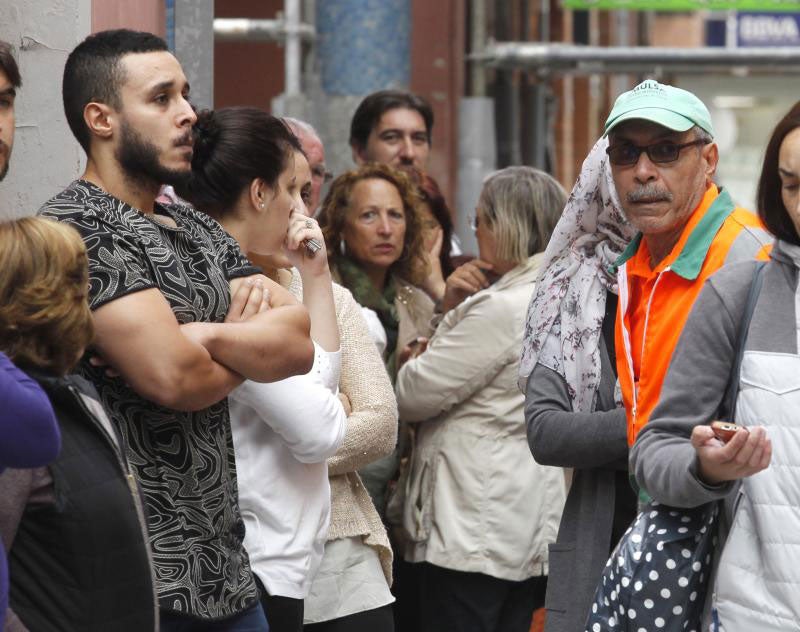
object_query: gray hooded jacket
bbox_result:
[632,243,800,632]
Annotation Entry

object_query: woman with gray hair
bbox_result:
[394,166,568,632]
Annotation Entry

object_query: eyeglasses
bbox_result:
[605,139,709,166]
[311,164,333,183]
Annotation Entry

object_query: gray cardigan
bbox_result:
[525,306,632,632]
[630,258,792,506]
[630,253,800,631]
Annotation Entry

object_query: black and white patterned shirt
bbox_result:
[40,180,260,618]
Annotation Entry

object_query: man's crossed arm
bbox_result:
[90,275,313,412]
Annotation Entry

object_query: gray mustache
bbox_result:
[627,185,673,204]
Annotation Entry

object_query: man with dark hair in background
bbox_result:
[0,41,21,182]
[350,90,433,172]
[40,28,314,632]
[348,90,465,263]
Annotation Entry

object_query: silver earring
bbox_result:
[339,239,346,256]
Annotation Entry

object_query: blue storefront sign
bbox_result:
[738,12,800,46]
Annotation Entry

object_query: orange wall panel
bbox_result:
[410,0,464,213]
[92,0,166,36]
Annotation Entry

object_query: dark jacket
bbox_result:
[0,371,157,632]
[525,292,637,632]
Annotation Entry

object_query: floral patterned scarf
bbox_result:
[518,137,635,411]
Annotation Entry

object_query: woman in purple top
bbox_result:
[0,351,60,628]
[0,351,61,470]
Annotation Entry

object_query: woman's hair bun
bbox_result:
[192,109,219,169]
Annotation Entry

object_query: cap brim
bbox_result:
[604,108,696,137]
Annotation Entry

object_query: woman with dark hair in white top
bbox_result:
[177,107,347,632]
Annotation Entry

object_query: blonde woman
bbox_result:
[395,167,568,632]
[0,217,155,632]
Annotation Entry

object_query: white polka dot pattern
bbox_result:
[584,500,719,632]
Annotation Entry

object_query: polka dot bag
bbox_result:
[584,500,719,632]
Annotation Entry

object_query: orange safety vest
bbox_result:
[614,185,770,446]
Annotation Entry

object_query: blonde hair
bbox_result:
[479,166,567,264]
[0,217,94,376]
[318,163,428,286]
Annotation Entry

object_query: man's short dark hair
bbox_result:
[0,41,22,89]
[349,90,434,150]
[63,29,168,152]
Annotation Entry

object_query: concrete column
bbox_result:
[174,0,214,110]
[0,0,91,219]
[456,97,494,256]
[317,0,409,95]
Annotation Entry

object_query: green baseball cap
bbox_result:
[604,80,714,138]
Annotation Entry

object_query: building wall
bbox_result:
[212,0,460,207]
[410,0,463,213]
[92,0,166,36]
[0,0,91,219]
[214,0,285,108]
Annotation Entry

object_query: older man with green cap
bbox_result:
[606,79,771,453]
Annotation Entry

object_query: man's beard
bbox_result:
[116,119,191,189]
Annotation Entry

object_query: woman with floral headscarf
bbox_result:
[521,138,638,632]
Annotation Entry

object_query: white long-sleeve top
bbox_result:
[230,342,347,599]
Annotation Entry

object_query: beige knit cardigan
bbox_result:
[289,273,398,584]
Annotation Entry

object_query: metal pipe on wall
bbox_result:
[213,18,315,43]
[531,0,551,170]
[474,43,800,74]
[611,10,630,105]
[493,0,520,167]
[285,0,301,95]
[470,0,487,96]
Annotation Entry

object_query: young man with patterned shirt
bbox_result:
[40,29,314,632]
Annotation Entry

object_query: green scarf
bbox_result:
[335,256,399,379]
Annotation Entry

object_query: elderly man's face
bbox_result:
[609,120,718,239]
[301,134,327,215]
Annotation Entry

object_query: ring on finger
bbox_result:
[305,219,314,229]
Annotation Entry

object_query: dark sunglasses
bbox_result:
[606,139,709,166]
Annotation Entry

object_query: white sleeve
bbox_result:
[359,306,387,356]
[231,342,347,463]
